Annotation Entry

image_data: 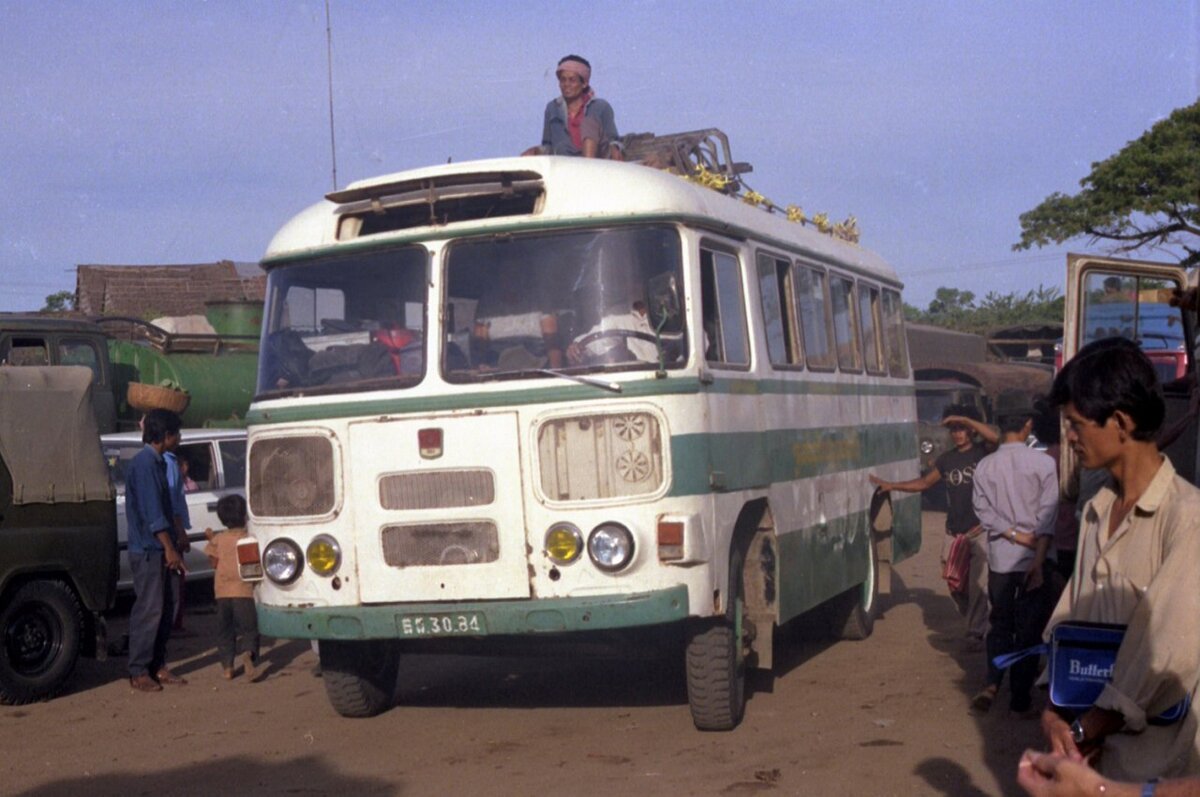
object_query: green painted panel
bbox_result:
[891,492,922,564]
[775,510,872,621]
[256,585,690,640]
[668,422,919,496]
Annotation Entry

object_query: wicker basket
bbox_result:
[127,382,191,415]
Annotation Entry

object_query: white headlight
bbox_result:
[587,522,635,572]
[263,538,303,584]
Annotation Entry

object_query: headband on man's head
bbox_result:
[556,56,591,84]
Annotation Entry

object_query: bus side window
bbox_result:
[756,252,802,367]
[829,274,863,372]
[794,265,836,370]
[881,288,910,378]
[858,283,885,374]
[700,249,749,366]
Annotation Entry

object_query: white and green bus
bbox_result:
[243,155,921,730]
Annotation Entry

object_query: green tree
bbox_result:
[907,285,1062,335]
[41,290,75,312]
[1014,100,1200,267]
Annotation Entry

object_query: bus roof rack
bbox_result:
[621,128,751,195]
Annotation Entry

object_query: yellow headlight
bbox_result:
[306,535,341,576]
[544,524,582,565]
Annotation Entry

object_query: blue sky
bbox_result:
[2,1,1197,312]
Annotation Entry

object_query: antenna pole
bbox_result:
[325,0,338,191]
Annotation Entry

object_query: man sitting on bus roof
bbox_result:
[522,55,623,160]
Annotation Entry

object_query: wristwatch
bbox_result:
[1070,717,1087,744]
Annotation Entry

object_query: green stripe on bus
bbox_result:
[247,375,913,425]
[774,491,920,620]
[667,422,918,496]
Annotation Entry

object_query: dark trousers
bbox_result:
[216,597,260,669]
[128,550,175,678]
[986,569,1048,711]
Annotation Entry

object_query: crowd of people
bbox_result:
[876,337,1200,795]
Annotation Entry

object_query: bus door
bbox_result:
[1063,253,1198,484]
[348,412,533,603]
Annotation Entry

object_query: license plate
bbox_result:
[398,611,486,637]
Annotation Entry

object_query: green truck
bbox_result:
[0,366,118,703]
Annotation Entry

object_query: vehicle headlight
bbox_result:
[920,439,935,455]
[544,523,583,565]
[306,535,341,576]
[587,522,635,572]
[263,538,303,584]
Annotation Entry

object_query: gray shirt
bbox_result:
[972,442,1058,574]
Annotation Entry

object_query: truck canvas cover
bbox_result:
[0,366,113,504]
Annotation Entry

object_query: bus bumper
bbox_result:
[257,585,691,640]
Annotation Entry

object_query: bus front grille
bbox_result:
[381,522,500,568]
[379,469,495,510]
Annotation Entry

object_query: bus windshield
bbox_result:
[443,225,688,381]
[258,246,428,397]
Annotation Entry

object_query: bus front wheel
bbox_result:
[320,639,400,718]
[685,548,747,731]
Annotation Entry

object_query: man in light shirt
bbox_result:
[970,389,1058,716]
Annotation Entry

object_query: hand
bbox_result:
[1041,708,1084,761]
[163,545,184,573]
[521,145,544,157]
[1025,563,1044,591]
[1016,750,1125,797]
[204,527,215,541]
[868,474,889,490]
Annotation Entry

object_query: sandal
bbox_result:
[970,687,997,713]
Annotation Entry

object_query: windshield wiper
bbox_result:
[490,367,623,393]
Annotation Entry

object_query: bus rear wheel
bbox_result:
[685,549,747,731]
[827,537,879,641]
[320,639,400,718]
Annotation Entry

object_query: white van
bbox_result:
[101,428,247,589]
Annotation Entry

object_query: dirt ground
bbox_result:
[2,512,1047,797]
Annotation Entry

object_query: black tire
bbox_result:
[320,639,400,718]
[0,580,84,705]
[827,537,879,641]
[685,548,747,731]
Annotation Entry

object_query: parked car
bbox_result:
[101,428,247,589]
[0,366,118,704]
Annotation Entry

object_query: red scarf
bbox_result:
[566,90,594,150]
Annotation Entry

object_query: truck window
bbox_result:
[2,336,50,366]
[1081,271,1188,383]
[60,338,104,384]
